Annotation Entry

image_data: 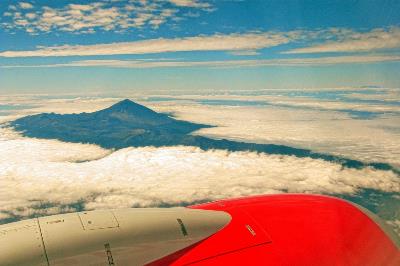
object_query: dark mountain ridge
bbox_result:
[10,99,398,173]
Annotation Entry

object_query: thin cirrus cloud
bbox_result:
[1,27,400,58]
[48,54,400,66]
[1,0,214,34]
[0,32,293,57]
[3,55,400,68]
[285,27,400,54]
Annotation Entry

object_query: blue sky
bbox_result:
[1,0,400,93]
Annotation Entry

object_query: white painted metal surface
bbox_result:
[0,208,231,266]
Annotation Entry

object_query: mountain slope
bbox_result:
[11,99,209,148]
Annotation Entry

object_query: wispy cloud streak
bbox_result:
[1,27,400,57]
[0,32,292,57]
[2,55,399,68]
[286,27,400,54]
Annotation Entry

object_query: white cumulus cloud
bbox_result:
[1,0,214,34]
[0,127,399,221]
[168,0,211,8]
[19,2,33,9]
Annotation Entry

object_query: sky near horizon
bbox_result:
[1,0,400,93]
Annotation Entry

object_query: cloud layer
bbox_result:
[0,126,399,221]
[1,92,399,168]
[148,97,400,167]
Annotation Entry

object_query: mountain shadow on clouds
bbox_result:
[10,99,399,173]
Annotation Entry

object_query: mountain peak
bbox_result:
[104,99,157,115]
[117,98,134,104]
[92,99,177,126]
[111,99,143,109]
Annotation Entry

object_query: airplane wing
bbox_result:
[0,194,399,265]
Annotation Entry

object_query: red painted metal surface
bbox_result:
[147,194,400,266]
